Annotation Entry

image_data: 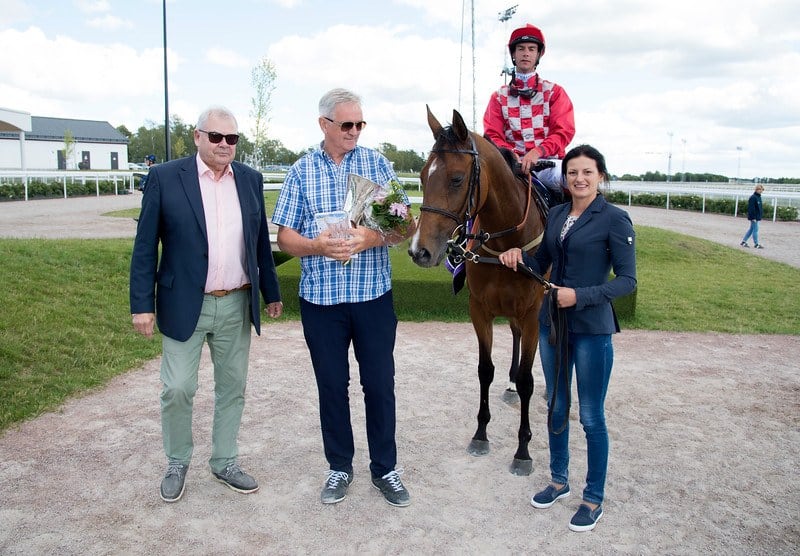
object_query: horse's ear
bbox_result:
[426,104,443,139]
[451,110,469,142]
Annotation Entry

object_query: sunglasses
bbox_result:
[323,116,367,132]
[197,129,240,145]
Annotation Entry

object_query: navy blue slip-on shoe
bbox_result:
[530,483,570,509]
[569,504,603,532]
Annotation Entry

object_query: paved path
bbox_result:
[622,205,799,268]
[0,195,798,268]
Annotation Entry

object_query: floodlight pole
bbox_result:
[498,5,518,79]
[681,138,687,181]
[471,0,476,130]
[736,146,743,183]
[666,132,674,182]
[163,0,171,161]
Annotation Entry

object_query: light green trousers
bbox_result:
[160,290,251,474]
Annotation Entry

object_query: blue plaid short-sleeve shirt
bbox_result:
[272,144,407,305]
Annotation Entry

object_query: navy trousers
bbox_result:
[300,291,398,478]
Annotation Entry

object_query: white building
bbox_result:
[0,108,129,170]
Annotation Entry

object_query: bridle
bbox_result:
[418,136,482,226]
[419,134,551,289]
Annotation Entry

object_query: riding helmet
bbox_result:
[508,24,546,58]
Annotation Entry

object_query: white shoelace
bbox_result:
[325,470,349,489]
[381,468,405,492]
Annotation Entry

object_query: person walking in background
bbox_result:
[272,88,416,507]
[740,184,765,248]
[498,145,637,532]
[137,154,157,192]
[483,23,575,204]
[130,106,283,503]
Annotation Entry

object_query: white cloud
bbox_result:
[0,0,33,26]
[204,47,250,69]
[74,0,110,14]
[86,15,134,30]
[0,27,168,99]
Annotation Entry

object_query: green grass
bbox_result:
[273,227,800,334]
[0,239,163,430]
[1,215,798,432]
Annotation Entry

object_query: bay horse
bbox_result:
[408,107,549,475]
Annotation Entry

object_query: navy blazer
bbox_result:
[523,194,637,334]
[130,155,281,342]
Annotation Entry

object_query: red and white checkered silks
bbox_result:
[483,73,575,161]
[499,76,554,157]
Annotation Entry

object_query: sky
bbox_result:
[1,0,799,179]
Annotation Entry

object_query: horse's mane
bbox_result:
[433,125,462,149]
[482,135,528,181]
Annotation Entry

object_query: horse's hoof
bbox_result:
[509,458,533,476]
[467,439,490,456]
[502,388,519,405]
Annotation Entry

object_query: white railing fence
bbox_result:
[2,172,799,221]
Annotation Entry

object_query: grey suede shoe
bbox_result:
[320,470,353,504]
[212,463,259,494]
[371,469,410,507]
[160,463,188,503]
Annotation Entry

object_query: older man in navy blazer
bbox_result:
[130,106,282,503]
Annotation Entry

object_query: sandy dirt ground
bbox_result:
[0,194,798,554]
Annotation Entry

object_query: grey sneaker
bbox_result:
[320,470,353,504]
[371,469,411,507]
[212,463,259,494]
[160,462,188,503]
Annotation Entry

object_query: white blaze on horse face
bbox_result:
[426,158,439,180]
[410,160,440,254]
[409,227,420,252]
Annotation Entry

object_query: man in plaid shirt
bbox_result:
[272,88,416,508]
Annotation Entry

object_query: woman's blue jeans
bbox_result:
[539,324,614,505]
[742,220,760,245]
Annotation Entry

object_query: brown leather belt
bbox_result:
[206,284,251,297]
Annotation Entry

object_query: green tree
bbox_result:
[378,142,425,173]
[63,129,76,169]
[250,57,277,169]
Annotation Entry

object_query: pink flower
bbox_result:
[389,203,408,218]
[373,191,388,203]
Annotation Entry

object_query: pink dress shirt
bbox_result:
[196,155,249,292]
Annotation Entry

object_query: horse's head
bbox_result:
[408,106,480,268]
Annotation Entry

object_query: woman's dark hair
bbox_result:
[561,144,609,183]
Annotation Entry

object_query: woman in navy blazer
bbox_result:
[500,144,636,532]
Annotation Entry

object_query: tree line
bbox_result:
[116,118,427,174]
[616,171,799,184]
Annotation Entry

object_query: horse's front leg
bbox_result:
[467,321,494,456]
[509,320,538,476]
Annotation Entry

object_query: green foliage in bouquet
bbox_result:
[369,179,410,235]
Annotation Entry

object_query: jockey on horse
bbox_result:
[483,23,576,207]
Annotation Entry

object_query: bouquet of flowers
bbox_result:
[346,174,411,237]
